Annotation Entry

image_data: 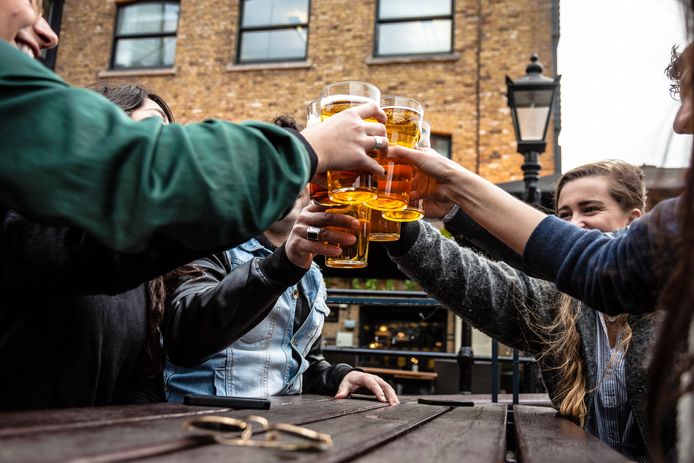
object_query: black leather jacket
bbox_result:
[161,239,355,395]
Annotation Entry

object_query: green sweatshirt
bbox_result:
[0,40,312,253]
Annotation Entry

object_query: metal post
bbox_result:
[521,150,541,206]
[457,322,473,393]
[491,340,499,403]
[512,349,519,405]
[518,149,542,406]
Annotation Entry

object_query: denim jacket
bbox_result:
[164,238,348,401]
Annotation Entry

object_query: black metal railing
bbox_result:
[325,288,537,403]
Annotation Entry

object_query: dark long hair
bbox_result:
[89,83,175,123]
[648,25,694,462]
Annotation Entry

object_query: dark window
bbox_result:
[111,1,180,70]
[237,0,309,63]
[375,0,453,57]
[40,0,64,70]
[431,134,452,159]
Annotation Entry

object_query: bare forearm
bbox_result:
[447,169,546,254]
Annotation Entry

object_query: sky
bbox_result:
[558,0,690,171]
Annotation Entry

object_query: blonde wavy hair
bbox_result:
[538,160,646,426]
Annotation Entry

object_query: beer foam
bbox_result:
[382,105,424,118]
[320,94,377,108]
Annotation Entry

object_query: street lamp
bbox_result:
[506,53,561,206]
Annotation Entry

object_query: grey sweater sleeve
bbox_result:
[387,221,560,353]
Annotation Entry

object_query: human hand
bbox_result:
[388,146,469,209]
[285,203,360,268]
[334,371,399,405]
[301,102,387,177]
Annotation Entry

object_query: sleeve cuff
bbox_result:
[441,204,461,222]
[383,221,421,257]
[258,244,307,287]
[286,128,318,179]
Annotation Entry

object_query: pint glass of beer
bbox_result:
[369,208,401,241]
[324,204,370,268]
[365,96,423,212]
[306,99,336,207]
[320,81,381,205]
[381,120,429,222]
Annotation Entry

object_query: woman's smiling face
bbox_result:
[0,0,57,58]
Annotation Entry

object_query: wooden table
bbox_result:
[0,395,627,463]
[360,367,438,380]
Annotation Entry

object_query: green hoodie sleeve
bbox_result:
[0,41,311,253]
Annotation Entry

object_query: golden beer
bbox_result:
[320,85,381,205]
[369,208,401,241]
[306,99,338,206]
[382,208,424,222]
[365,97,423,212]
[325,204,371,268]
[321,97,380,124]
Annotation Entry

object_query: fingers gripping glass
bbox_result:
[183,415,333,451]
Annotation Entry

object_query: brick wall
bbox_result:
[56,0,557,183]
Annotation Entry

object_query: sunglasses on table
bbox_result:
[183,415,333,451]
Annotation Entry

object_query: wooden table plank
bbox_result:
[353,403,507,463]
[360,367,437,380]
[0,404,229,438]
[417,393,553,407]
[0,395,337,438]
[143,401,450,463]
[513,405,630,462]
[0,397,392,463]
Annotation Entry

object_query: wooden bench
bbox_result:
[513,405,630,462]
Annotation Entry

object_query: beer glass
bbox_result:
[365,96,423,212]
[324,204,370,268]
[369,207,401,241]
[320,81,380,205]
[381,120,429,222]
[306,99,336,207]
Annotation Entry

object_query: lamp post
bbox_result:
[505,54,560,405]
[506,53,561,206]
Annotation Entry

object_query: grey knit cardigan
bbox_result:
[387,220,662,448]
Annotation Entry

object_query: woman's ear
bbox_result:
[627,208,643,224]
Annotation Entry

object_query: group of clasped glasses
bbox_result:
[182,83,425,452]
[307,81,428,269]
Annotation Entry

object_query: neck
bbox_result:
[264,226,291,247]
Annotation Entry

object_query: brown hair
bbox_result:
[555,160,647,214]
[542,160,645,426]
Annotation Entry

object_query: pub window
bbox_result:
[431,134,452,159]
[237,0,310,63]
[110,1,180,70]
[375,0,453,57]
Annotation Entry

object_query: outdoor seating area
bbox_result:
[1,0,693,462]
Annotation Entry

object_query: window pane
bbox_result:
[431,134,452,158]
[379,0,451,20]
[114,37,176,68]
[117,2,179,34]
[239,28,307,62]
[241,0,309,27]
[377,20,451,55]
